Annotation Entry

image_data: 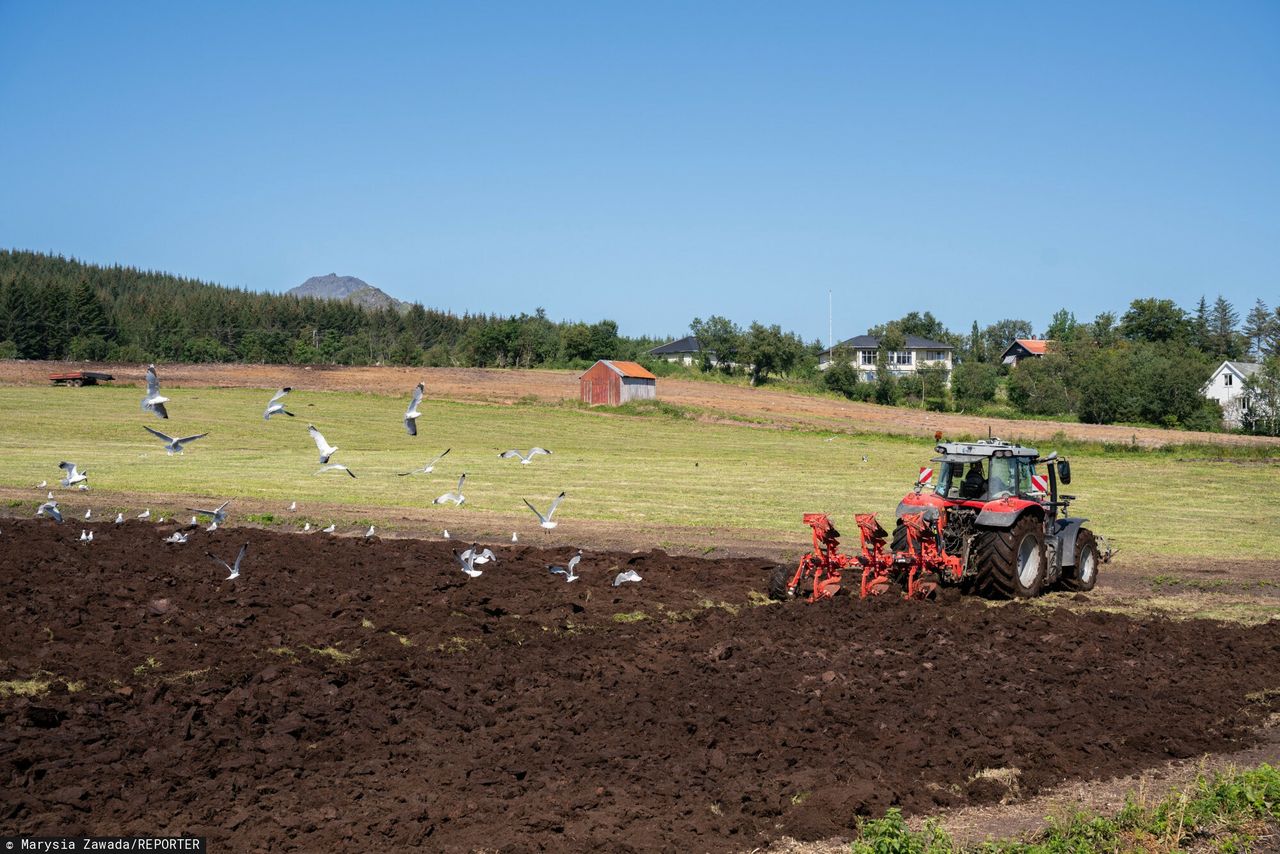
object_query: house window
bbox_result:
[925,350,946,362]
[860,350,875,366]
[893,351,912,366]
[1225,374,1233,386]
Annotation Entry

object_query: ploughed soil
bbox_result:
[8,358,1280,449]
[3,520,1280,851]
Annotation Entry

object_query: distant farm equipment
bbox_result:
[771,439,1113,601]
[49,371,114,387]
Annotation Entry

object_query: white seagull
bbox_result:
[454,547,483,578]
[143,425,209,455]
[433,473,466,506]
[404,382,424,436]
[288,501,297,512]
[115,513,124,525]
[321,523,336,534]
[59,461,88,488]
[35,480,46,488]
[549,550,583,582]
[36,500,62,523]
[302,522,311,532]
[442,529,450,539]
[138,509,151,520]
[208,543,248,581]
[397,448,450,476]
[84,508,92,520]
[500,447,552,465]
[364,525,376,539]
[79,529,90,542]
[186,500,231,525]
[522,492,566,530]
[263,387,295,420]
[307,425,338,465]
[316,464,357,478]
[141,364,170,419]
[613,570,643,587]
[163,531,189,544]
[460,546,497,565]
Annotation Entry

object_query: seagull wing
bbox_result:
[522,499,547,525]
[151,401,169,419]
[530,447,552,457]
[143,425,176,444]
[404,417,417,436]
[406,383,423,414]
[568,553,581,572]
[232,543,248,572]
[499,450,521,460]
[546,491,566,521]
[456,473,466,492]
[145,365,160,397]
[58,461,78,475]
[206,552,232,574]
[345,467,357,478]
[308,425,334,462]
[176,432,209,445]
[268,387,291,405]
[429,448,451,467]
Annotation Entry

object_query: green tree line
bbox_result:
[0,250,662,368]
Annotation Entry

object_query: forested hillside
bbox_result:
[0,250,660,368]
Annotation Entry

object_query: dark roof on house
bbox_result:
[820,334,953,357]
[648,335,702,356]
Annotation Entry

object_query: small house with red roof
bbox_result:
[1000,338,1052,366]
[579,360,657,406]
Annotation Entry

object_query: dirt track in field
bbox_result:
[6,359,1279,449]
[3,520,1279,851]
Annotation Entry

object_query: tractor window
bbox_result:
[988,457,1016,499]
[934,463,957,498]
[1017,459,1036,496]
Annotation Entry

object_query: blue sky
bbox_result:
[2,2,1277,342]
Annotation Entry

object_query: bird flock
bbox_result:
[29,364,614,587]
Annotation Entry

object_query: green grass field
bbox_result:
[2,385,1278,558]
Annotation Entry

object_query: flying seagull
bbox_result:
[141,364,170,419]
[549,550,583,582]
[36,500,62,523]
[500,448,552,465]
[454,546,483,578]
[522,492,566,530]
[613,570,643,587]
[433,473,466,506]
[397,448,450,476]
[59,462,88,488]
[316,464,357,478]
[321,523,336,534]
[460,546,497,565]
[143,425,209,455]
[404,382,424,436]
[308,425,338,464]
[208,543,248,581]
[163,531,189,544]
[263,387,295,420]
[186,500,230,525]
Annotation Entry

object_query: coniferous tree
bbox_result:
[1243,299,1273,360]
[1209,295,1242,359]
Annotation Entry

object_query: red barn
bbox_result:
[579,360,657,406]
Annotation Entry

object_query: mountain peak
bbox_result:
[287,274,406,311]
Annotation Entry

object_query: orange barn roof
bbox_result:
[604,360,657,380]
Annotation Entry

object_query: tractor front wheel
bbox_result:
[972,515,1046,599]
[1060,529,1099,592]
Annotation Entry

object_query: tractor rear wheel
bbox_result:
[1060,529,1099,592]
[972,515,1046,599]
[891,522,921,554]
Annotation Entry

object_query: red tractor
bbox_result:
[771,438,1112,601]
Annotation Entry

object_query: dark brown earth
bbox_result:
[3,520,1279,852]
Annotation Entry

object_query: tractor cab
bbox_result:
[929,441,1044,505]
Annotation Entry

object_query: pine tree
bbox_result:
[1243,299,1273,360]
[1210,295,1242,359]
[71,279,111,342]
[1191,296,1210,352]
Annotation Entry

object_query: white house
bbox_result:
[1203,360,1260,427]
[647,335,702,366]
[818,335,953,381]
